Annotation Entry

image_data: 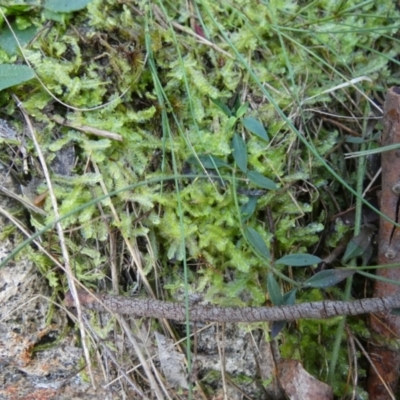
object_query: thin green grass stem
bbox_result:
[144,7,193,394]
[328,276,353,384]
[200,2,400,230]
[357,270,400,286]
[328,104,370,384]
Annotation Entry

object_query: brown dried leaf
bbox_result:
[278,359,333,400]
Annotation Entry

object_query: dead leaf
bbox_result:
[278,359,333,400]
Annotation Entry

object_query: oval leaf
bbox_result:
[227,116,238,130]
[275,254,321,267]
[210,98,232,117]
[247,170,277,190]
[44,0,93,12]
[0,64,35,91]
[346,136,367,144]
[235,102,249,118]
[240,196,258,221]
[342,226,375,263]
[244,226,270,260]
[232,133,247,172]
[242,117,269,141]
[342,240,364,263]
[193,155,229,169]
[271,321,286,338]
[283,288,297,305]
[267,273,283,306]
[303,269,355,288]
[271,289,297,339]
[0,24,37,55]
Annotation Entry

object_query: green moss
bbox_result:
[0,0,399,394]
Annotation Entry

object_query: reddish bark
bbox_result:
[368,87,400,399]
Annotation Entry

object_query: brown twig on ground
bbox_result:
[65,289,400,323]
[368,86,400,399]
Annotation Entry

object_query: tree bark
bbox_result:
[368,86,400,400]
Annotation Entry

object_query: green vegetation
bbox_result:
[0,0,399,396]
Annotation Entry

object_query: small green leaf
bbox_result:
[275,254,321,267]
[342,240,364,263]
[240,196,258,221]
[189,155,229,169]
[210,98,232,117]
[271,320,287,338]
[271,289,297,338]
[44,0,93,12]
[283,288,297,305]
[0,24,37,55]
[232,133,247,172]
[244,226,270,260]
[247,170,277,190]
[0,64,35,91]
[303,269,355,288]
[267,273,283,306]
[231,96,242,115]
[227,115,238,130]
[43,9,65,22]
[342,226,375,263]
[235,102,249,118]
[345,136,368,144]
[242,117,269,141]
